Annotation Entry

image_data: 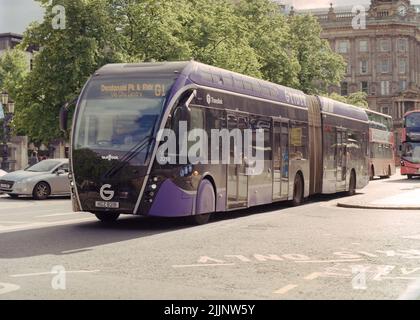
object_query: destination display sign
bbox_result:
[370,128,392,144]
[87,78,174,100]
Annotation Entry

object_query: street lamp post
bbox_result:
[1,91,15,171]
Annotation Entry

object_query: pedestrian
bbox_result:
[28,151,39,167]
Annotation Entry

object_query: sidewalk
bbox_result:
[337,169,420,210]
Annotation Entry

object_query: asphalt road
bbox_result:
[1,175,420,300]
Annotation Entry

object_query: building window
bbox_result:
[361,81,369,94]
[398,38,408,52]
[346,62,351,75]
[360,60,368,74]
[341,82,348,96]
[380,39,391,52]
[399,80,407,91]
[381,80,390,96]
[399,59,407,74]
[381,106,390,115]
[359,40,368,52]
[337,40,349,54]
[380,59,390,73]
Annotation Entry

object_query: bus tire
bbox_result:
[408,175,413,180]
[95,212,120,223]
[292,173,304,207]
[190,179,215,225]
[347,171,356,196]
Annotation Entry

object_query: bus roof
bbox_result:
[404,110,420,118]
[365,108,392,120]
[318,97,369,123]
[95,61,368,122]
[96,61,308,109]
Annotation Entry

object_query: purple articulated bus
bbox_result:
[60,61,369,224]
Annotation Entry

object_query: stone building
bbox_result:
[298,0,420,147]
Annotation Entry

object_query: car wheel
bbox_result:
[33,182,51,200]
[95,212,120,223]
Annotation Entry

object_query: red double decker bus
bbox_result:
[401,111,420,179]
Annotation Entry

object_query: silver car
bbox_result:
[0,159,70,200]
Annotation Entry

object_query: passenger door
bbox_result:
[226,112,248,209]
[336,130,347,190]
[272,119,289,201]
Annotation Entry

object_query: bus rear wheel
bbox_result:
[408,175,413,180]
[95,212,120,223]
[189,179,215,225]
[292,174,304,207]
[347,171,356,196]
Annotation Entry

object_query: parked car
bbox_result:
[0,159,70,200]
[0,169,7,178]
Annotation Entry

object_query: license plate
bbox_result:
[95,201,120,209]
[0,184,10,188]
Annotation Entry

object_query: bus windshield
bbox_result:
[405,113,420,132]
[74,77,174,162]
[402,142,420,164]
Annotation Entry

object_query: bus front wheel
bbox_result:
[190,179,215,225]
[95,212,120,223]
[292,174,304,207]
[408,175,413,180]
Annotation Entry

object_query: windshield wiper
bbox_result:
[102,135,154,178]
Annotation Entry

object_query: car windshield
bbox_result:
[402,142,420,164]
[26,160,61,172]
[74,77,174,164]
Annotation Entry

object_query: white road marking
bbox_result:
[0,217,95,234]
[10,270,100,278]
[172,263,236,268]
[0,282,20,295]
[295,259,365,264]
[36,212,77,218]
[274,284,298,295]
[403,234,420,240]
[304,272,323,280]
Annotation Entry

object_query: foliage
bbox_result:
[15,0,349,143]
[288,14,346,94]
[327,91,369,109]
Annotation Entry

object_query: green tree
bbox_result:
[0,49,29,100]
[184,0,261,77]
[234,0,300,86]
[15,0,118,144]
[347,91,369,108]
[288,14,346,94]
[327,91,369,108]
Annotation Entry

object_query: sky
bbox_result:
[1,0,420,34]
